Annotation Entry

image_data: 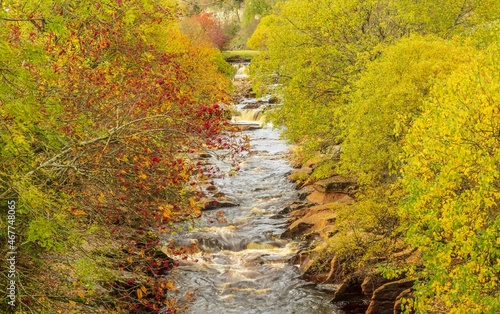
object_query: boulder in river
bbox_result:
[231,123,262,131]
[200,195,239,210]
[241,101,267,109]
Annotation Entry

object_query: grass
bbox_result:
[222,50,260,61]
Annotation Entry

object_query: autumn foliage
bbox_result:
[180,12,227,49]
[0,0,237,312]
[249,0,500,312]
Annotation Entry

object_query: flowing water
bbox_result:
[163,109,341,314]
[162,65,340,313]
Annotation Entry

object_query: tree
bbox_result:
[247,0,406,152]
[247,1,500,312]
[0,0,236,311]
[399,44,500,313]
[341,35,475,186]
[181,11,228,49]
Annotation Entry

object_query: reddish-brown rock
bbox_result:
[312,176,356,194]
[332,277,367,302]
[366,278,414,314]
[306,190,354,205]
[361,275,392,298]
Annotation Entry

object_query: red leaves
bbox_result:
[3,1,243,311]
[192,12,227,49]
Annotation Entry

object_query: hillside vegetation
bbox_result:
[0,0,238,312]
[248,0,500,312]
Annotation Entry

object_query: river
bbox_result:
[162,95,342,313]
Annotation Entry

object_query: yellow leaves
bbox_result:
[397,42,500,313]
[137,285,147,299]
[159,204,173,218]
[73,209,86,216]
[97,192,105,203]
[163,297,177,307]
[188,198,197,208]
[161,280,175,290]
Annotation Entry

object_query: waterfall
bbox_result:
[232,108,266,124]
[232,62,249,79]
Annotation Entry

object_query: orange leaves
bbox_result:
[1,0,239,312]
[136,285,147,299]
[159,204,173,219]
[161,280,176,290]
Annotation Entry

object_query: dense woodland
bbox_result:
[0,0,241,312]
[1,0,500,313]
[248,0,500,313]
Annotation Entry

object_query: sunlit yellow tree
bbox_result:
[399,45,500,313]
[248,0,407,152]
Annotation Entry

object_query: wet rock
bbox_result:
[232,123,262,131]
[332,277,367,302]
[268,96,280,104]
[366,278,414,314]
[206,185,218,193]
[253,187,266,191]
[316,283,340,293]
[279,200,313,215]
[291,250,314,274]
[299,255,314,274]
[282,222,314,238]
[331,277,370,314]
[200,196,239,210]
[241,101,266,109]
[213,192,226,198]
[269,214,286,219]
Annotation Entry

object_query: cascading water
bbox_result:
[162,65,341,314]
[231,104,268,125]
[233,62,250,79]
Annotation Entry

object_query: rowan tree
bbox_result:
[0,0,238,312]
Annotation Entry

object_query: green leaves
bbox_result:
[1,0,234,311]
[248,1,500,312]
[341,35,475,186]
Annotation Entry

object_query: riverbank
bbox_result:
[228,75,412,314]
[282,152,416,314]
